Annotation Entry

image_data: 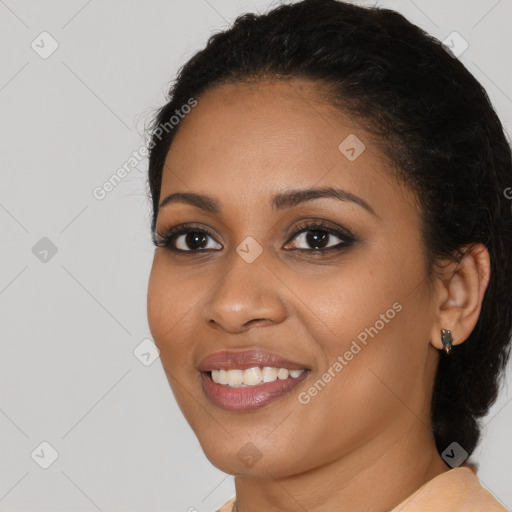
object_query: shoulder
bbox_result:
[390,466,508,512]
[215,496,236,512]
[213,469,509,512]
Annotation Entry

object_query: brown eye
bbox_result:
[153,225,222,252]
[284,222,355,252]
[173,231,221,251]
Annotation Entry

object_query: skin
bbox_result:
[147,79,491,512]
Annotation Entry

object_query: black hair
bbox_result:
[146,0,512,458]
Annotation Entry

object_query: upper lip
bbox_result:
[198,349,310,372]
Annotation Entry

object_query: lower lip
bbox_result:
[201,371,310,412]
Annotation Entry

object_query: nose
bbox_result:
[200,249,287,333]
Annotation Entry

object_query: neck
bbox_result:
[232,422,450,512]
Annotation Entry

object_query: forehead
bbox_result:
[168,79,355,166]
[159,79,415,220]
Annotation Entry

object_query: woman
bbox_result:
[146,0,511,510]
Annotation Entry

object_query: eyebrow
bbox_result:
[158,186,378,217]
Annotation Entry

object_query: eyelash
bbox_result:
[153,220,355,256]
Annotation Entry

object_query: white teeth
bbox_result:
[216,369,229,385]
[262,366,278,383]
[210,367,306,387]
[243,367,262,386]
[277,368,289,380]
[212,369,232,386]
[227,369,244,387]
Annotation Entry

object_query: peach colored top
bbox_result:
[215,467,508,511]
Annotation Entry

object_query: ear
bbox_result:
[429,243,491,351]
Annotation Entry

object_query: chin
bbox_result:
[196,432,308,478]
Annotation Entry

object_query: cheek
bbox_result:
[287,253,400,348]
[147,257,197,360]
[147,259,205,413]
[147,261,170,342]
[287,244,429,404]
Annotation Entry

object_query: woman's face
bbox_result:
[147,79,441,477]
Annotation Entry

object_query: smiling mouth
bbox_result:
[200,367,311,412]
[197,348,312,411]
[207,366,307,387]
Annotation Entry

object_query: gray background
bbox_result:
[1,0,511,510]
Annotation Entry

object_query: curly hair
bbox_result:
[146,0,512,457]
